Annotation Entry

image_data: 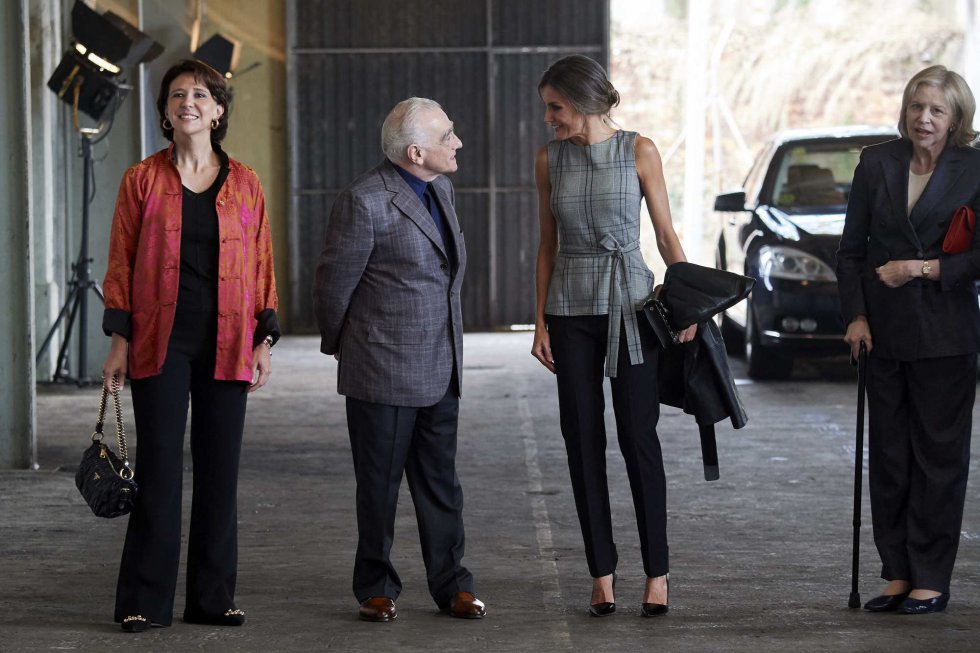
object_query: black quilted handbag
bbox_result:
[75,376,138,518]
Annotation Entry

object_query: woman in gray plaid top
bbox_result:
[531,55,696,618]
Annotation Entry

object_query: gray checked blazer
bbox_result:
[313,159,466,406]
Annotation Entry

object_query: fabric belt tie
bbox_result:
[561,235,643,377]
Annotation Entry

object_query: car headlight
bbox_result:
[758,245,836,282]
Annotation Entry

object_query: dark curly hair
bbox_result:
[157,59,230,144]
[538,54,620,118]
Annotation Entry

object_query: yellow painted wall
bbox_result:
[203,0,289,328]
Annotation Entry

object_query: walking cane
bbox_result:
[848,341,868,609]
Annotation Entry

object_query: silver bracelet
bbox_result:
[262,334,274,354]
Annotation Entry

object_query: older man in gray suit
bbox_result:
[313,97,485,623]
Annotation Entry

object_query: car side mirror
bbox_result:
[714,191,747,212]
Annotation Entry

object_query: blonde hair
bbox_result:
[898,65,978,147]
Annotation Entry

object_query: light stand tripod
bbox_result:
[36,87,114,386]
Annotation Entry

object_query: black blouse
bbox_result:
[177,160,230,313]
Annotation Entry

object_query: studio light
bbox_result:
[193,34,241,79]
[37,1,164,385]
[46,0,163,122]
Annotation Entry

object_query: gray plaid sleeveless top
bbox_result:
[544,130,654,377]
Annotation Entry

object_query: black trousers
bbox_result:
[867,353,975,593]
[345,378,473,608]
[114,310,248,626]
[546,313,667,579]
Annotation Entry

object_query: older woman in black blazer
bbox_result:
[837,65,980,615]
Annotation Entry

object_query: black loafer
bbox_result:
[863,592,909,612]
[121,615,148,633]
[899,593,949,615]
[183,608,246,626]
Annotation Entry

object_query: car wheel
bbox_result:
[745,302,793,380]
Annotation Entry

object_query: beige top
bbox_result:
[907,168,933,214]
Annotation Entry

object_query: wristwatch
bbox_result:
[921,260,932,279]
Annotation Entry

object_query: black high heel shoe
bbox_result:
[588,573,616,617]
[641,575,668,617]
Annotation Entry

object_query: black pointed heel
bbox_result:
[641,575,669,618]
[588,572,617,617]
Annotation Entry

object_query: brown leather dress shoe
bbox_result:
[448,592,486,619]
[359,597,397,622]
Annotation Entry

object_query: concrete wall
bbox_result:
[1,0,36,468]
[31,0,68,383]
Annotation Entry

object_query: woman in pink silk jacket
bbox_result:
[100,59,278,633]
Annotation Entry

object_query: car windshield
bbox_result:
[769,141,865,211]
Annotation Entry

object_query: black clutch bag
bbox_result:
[643,262,755,347]
[75,376,138,518]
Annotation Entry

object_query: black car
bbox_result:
[714,126,896,379]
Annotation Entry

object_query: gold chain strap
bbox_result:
[93,375,134,481]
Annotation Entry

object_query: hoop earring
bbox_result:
[161,118,173,130]
[211,118,219,130]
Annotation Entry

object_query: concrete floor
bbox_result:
[2,332,978,652]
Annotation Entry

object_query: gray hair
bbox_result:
[381,97,444,163]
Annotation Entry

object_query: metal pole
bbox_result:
[683,0,708,264]
[78,132,92,383]
[35,128,103,386]
[960,0,979,132]
[848,341,868,608]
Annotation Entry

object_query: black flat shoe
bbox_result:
[121,615,148,633]
[863,592,910,612]
[588,573,616,617]
[899,593,949,615]
[641,576,668,618]
[183,608,246,626]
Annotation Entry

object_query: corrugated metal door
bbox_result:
[287,0,608,330]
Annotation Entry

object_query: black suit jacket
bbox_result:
[837,138,980,360]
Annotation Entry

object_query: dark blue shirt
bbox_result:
[393,164,449,249]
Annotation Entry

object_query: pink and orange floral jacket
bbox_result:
[103,145,278,381]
